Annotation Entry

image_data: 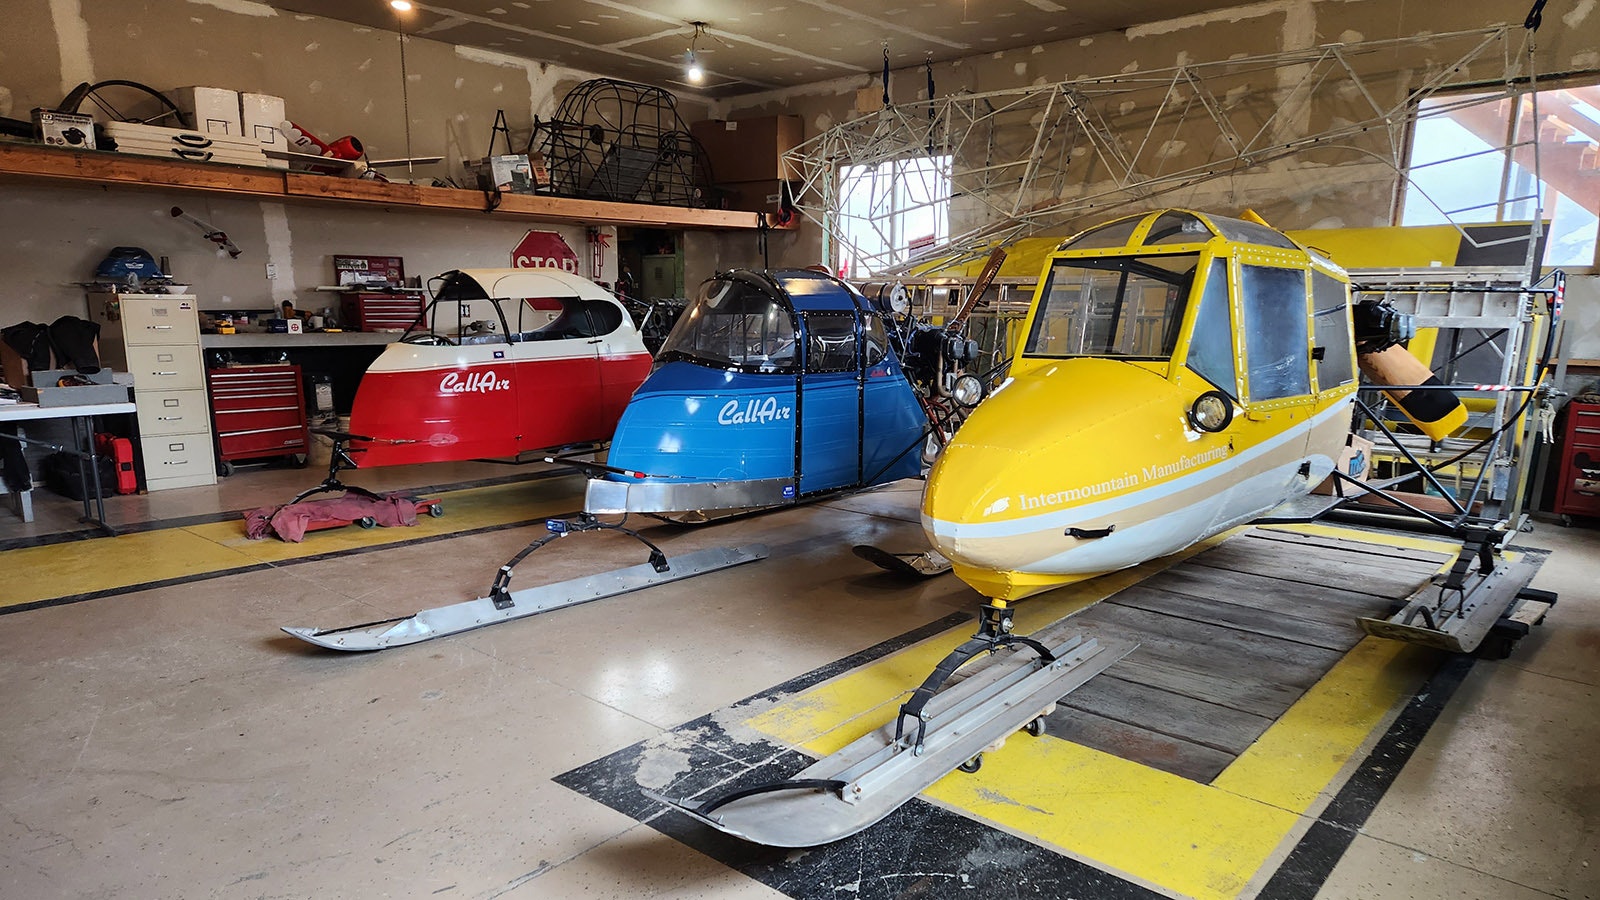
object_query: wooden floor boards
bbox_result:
[1043,527,1447,782]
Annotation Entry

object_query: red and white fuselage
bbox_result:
[348,268,651,467]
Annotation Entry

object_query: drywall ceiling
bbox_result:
[260,0,1251,98]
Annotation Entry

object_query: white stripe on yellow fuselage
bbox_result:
[922,357,1354,602]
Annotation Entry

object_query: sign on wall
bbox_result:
[511,230,580,273]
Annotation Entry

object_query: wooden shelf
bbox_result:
[0,141,787,231]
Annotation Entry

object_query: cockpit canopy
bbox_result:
[413,267,628,344]
[1024,208,1356,403]
[658,269,890,375]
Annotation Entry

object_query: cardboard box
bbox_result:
[718,179,798,214]
[0,341,30,390]
[527,151,550,191]
[240,92,288,169]
[465,154,536,194]
[690,115,803,184]
[32,108,96,150]
[2,338,101,389]
[173,86,242,137]
[1314,433,1374,495]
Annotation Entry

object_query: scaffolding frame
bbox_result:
[785,26,1540,278]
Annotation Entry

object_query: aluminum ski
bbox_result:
[283,543,768,651]
[647,631,1132,847]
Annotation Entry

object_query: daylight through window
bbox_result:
[835,155,952,278]
[1401,85,1600,267]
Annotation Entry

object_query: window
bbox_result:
[1310,271,1355,391]
[1401,85,1600,266]
[1239,265,1311,401]
[836,155,951,277]
[659,279,796,373]
[805,312,858,373]
[862,314,890,368]
[1025,254,1197,359]
[1186,259,1236,396]
[1060,214,1145,252]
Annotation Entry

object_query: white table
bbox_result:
[0,401,137,532]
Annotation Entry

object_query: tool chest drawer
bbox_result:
[207,364,310,469]
[339,292,424,331]
[1555,400,1600,522]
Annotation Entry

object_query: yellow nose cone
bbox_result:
[923,358,1186,564]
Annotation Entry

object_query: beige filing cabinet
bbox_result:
[88,291,217,490]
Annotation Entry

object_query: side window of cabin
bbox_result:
[805,312,858,373]
[518,298,563,334]
[862,314,889,367]
[1310,271,1355,390]
[1239,264,1311,401]
[579,299,624,337]
[1186,259,1237,397]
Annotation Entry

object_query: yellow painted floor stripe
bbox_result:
[1258,520,1466,557]
[2,476,583,608]
[743,523,1456,900]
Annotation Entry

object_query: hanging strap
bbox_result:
[882,44,891,107]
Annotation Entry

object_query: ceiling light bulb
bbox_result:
[687,56,704,83]
[390,0,413,11]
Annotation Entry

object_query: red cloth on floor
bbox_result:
[244,492,419,542]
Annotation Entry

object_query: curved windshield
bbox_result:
[1025,253,1198,359]
[1059,214,1143,251]
[659,278,797,373]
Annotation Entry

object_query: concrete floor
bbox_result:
[1,442,1596,899]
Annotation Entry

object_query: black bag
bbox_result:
[1,321,52,373]
[49,316,102,374]
[42,451,118,501]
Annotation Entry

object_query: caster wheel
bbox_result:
[1560,514,1573,527]
[427,503,445,518]
[292,453,309,468]
[218,459,235,477]
[958,755,983,774]
[1025,716,1047,737]
[357,516,377,529]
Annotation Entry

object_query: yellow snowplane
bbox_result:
[654,208,1485,848]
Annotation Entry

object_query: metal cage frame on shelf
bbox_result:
[529,78,714,208]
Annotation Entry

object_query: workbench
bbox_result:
[0,400,137,532]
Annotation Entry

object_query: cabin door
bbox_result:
[511,297,602,449]
[1233,258,1321,504]
[798,311,863,493]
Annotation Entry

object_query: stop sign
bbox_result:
[511,230,580,273]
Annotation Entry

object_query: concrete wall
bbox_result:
[0,0,712,326]
[710,0,1600,270]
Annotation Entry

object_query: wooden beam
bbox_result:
[0,141,791,231]
[0,142,283,197]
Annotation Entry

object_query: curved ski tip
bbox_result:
[280,626,373,651]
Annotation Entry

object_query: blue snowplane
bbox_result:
[585,268,929,518]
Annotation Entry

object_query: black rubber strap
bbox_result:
[895,632,1059,749]
[695,778,849,815]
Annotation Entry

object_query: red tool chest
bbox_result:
[207,364,310,475]
[339,292,424,331]
[1554,399,1600,524]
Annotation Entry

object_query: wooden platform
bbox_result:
[1043,527,1453,782]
